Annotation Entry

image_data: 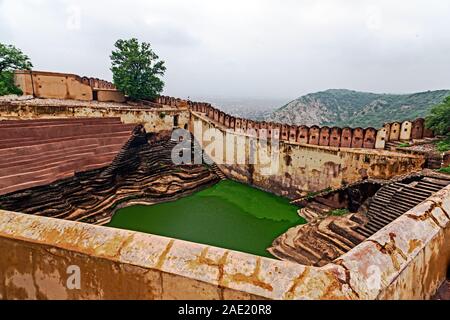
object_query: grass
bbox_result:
[436,136,450,152]
[438,165,450,174]
[398,142,410,148]
[329,208,349,216]
[108,180,305,258]
[305,187,333,200]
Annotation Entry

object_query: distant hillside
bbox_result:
[267,89,450,128]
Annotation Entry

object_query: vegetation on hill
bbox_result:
[436,138,450,152]
[0,43,33,96]
[425,96,450,153]
[438,165,450,174]
[268,89,450,128]
[110,38,166,101]
[425,96,450,136]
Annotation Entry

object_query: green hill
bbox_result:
[267,89,450,128]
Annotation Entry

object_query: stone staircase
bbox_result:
[0,132,219,224]
[356,176,450,238]
[385,137,438,150]
[385,141,406,149]
[270,173,450,266]
[210,164,226,180]
[268,213,367,266]
[202,151,226,180]
[0,118,136,195]
[297,202,331,222]
[427,153,443,169]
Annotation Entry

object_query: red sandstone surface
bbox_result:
[0,117,135,195]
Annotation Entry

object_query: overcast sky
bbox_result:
[1,0,450,101]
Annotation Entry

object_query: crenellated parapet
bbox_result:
[383,118,433,142]
[154,95,192,109]
[81,76,116,90]
[173,96,435,150]
[14,70,124,102]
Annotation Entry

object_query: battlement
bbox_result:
[13,70,435,151]
[159,94,434,150]
[14,70,125,103]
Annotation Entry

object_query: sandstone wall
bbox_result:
[0,101,189,133]
[14,71,124,102]
[0,183,448,299]
[95,89,126,103]
[187,100,433,149]
[192,112,426,198]
[337,185,450,299]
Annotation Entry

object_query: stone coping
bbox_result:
[1,184,449,299]
[337,184,450,299]
[0,186,450,299]
[0,209,354,299]
[0,98,187,113]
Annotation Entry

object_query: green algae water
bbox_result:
[108,180,305,258]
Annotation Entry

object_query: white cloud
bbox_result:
[1,0,449,100]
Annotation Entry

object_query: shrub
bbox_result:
[426,96,450,135]
[329,208,349,216]
[436,135,450,152]
[0,43,33,96]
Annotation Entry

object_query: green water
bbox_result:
[108,180,305,258]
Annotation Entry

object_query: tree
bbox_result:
[110,38,166,101]
[0,43,33,95]
[425,96,450,135]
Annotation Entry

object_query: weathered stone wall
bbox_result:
[0,183,448,299]
[14,71,124,102]
[189,103,408,150]
[15,70,93,101]
[95,89,126,103]
[0,209,353,300]
[0,100,189,133]
[192,112,426,198]
[336,185,450,299]
[187,99,432,147]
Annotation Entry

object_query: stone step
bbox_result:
[0,132,131,155]
[298,207,320,221]
[356,226,373,238]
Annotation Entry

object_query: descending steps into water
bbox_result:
[211,164,226,180]
[356,176,450,238]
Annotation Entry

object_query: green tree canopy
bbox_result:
[110,38,166,101]
[0,43,33,96]
[425,96,450,135]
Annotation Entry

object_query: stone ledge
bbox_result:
[336,184,450,299]
[0,209,354,299]
[191,111,424,159]
[0,183,448,299]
